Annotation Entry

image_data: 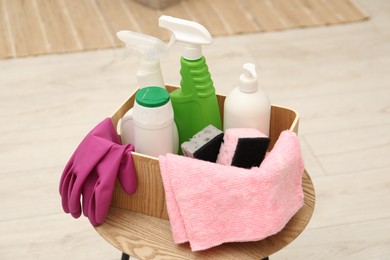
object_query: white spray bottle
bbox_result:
[116,30,168,88]
[117,31,178,153]
[224,63,271,136]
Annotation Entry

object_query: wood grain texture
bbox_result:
[0,0,13,58]
[208,0,260,35]
[5,0,48,56]
[95,0,140,46]
[181,0,227,35]
[112,152,169,220]
[36,0,80,53]
[62,0,114,50]
[0,0,368,59]
[121,0,165,38]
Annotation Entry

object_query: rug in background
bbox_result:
[0,0,368,59]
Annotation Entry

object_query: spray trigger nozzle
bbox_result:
[116,30,169,59]
[159,15,212,60]
[116,30,168,89]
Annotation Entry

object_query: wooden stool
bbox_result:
[95,86,316,259]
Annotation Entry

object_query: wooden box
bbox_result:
[109,85,300,220]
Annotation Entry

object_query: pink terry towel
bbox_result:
[159,130,304,251]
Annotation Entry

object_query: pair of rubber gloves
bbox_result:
[59,118,137,226]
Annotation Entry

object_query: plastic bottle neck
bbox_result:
[180,56,215,98]
[239,73,258,93]
[137,59,165,88]
[183,44,202,60]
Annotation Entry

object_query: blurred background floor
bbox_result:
[0,0,368,58]
[0,0,390,259]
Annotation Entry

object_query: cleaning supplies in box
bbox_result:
[159,15,222,154]
[224,63,271,136]
[120,86,179,157]
[59,15,306,246]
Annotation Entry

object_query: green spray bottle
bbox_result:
[159,15,222,154]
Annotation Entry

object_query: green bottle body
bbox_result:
[171,56,222,154]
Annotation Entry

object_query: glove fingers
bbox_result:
[118,147,137,195]
[59,161,75,195]
[93,176,117,225]
[83,147,119,225]
[67,141,115,215]
[63,173,83,218]
[89,149,122,225]
[60,169,71,200]
[70,208,82,218]
[59,160,73,193]
[66,173,83,216]
[82,172,98,217]
[61,138,107,216]
[87,184,99,227]
[60,168,76,213]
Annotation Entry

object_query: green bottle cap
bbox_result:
[136,86,170,108]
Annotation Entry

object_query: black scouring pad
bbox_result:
[181,125,224,163]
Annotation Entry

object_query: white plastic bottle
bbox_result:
[117,30,179,155]
[223,63,271,136]
[120,86,179,157]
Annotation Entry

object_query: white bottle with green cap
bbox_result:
[224,63,271,136]
[120,87,178,157]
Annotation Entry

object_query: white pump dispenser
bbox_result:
[116,30,168,88]
[240,63,258,92]
[224,63,271,136]
[159,15,212,60]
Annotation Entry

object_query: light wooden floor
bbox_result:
[1,0,389,259]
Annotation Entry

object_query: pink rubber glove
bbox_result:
[59,118,137,219]
[82,144,136,226]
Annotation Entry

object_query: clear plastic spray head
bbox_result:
[116,30,169,88]
[159,15,212,60]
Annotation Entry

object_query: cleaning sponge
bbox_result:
[217,128,270,169]
[181,125,224,163]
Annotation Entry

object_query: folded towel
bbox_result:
[159,130,304,251]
